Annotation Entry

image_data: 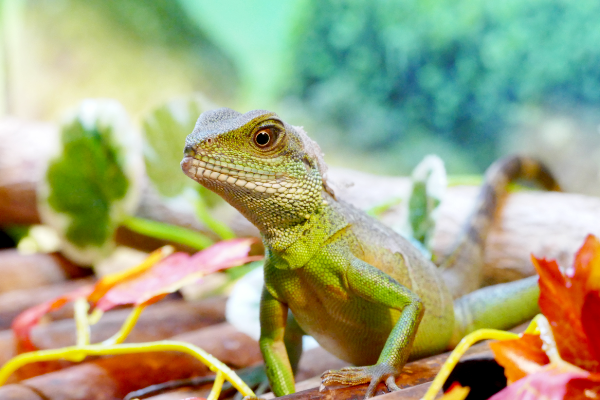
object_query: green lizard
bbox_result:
[181,108,559,398]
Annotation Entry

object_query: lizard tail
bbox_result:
[439,155,560,299]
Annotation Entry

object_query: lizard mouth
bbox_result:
[181,155,291,194]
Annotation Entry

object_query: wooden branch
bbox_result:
[274,342,492,400]
[0,278,93,330]
[0,250,91,294]
[1,118,599,281]
[0,297,227,381]
[0,322,262,399]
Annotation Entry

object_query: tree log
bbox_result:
[0,250,90,294]
[1,119,599,282]
[0,278,93,330]
[0,322,262,400]
[0,297,227,381]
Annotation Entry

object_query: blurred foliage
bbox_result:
[408,155,445,251]
[143,95,216,198]
[85,0,238,90]
[178,0,303,104]
[40,99,142,264]
[142,95,234,240]
[46,102,132,247]
[5,0,238,119]
[4,0,600,186]
[287,0,600,172]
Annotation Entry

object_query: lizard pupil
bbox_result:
[255,130,271,147]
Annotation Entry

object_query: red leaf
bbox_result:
[566,373,600,398]
[11,285,93,351]
[11,238,261,351]
[95,238,262,311]
[533,234,600,372]
[490,334,549,383]
[582,291,600,362]
[489,367,598,400]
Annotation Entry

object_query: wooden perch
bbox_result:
[0,250,91,294]
[0,297,227,380]
[0,323,262,400]
[270,342,492,400]
[1,118,599,282]
[0,278,93,330]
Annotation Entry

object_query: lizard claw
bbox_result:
[321,363,400,399]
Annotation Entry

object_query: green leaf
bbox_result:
[408,155,446,251]
[142,95,235,240]
[142,95,215,198]
[39,99,142,265]
[121,215,213,250]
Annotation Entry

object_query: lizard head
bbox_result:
[181,108,333,232]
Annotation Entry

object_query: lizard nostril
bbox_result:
[184,145,196,157]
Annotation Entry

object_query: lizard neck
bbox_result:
[262,193,348,270]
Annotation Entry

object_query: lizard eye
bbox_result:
[254,129,272,147]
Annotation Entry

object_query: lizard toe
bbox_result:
[321,364,399,399]
[321,366,371,386]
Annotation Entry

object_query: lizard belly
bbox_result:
[291,280,398,365]
[267,259,399,366]
[264,240,454,366]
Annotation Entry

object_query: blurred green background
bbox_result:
[1,0,600,193]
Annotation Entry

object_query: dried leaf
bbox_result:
[489,334,549,383]
[95,238,261,311]
[565,373,600,398]
[533,234,600,372]
[12,238,260,350]
[582,291,600,362]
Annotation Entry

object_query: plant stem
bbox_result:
[194,194,235,240]
[122,216,213,250]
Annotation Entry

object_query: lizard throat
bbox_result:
[181,155,318,201]
[181,154,326,235]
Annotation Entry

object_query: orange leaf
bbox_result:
[489,334,549,383]
[11,238,261,351]
[489,367,600,400]
[88,246,172,305]
[11,285,93,351]
[94,238,262,311]
[533,234,600,372]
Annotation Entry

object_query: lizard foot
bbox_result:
[321,364,400,399]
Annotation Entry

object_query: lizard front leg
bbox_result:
[259,286,296,396]
[321,257,424,398]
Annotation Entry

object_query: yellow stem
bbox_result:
[523,314,543,335]
[0,341,255,397]
[442,385,470,400]
[421,329,518,400]
[74,298,90,346]
[101,305,146,345]
[207,370,225,400]
[92,246,174,300]
[88,308,104,325]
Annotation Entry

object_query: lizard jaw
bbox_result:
[181,155,306,198]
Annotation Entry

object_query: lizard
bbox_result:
[180,108,560,398]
